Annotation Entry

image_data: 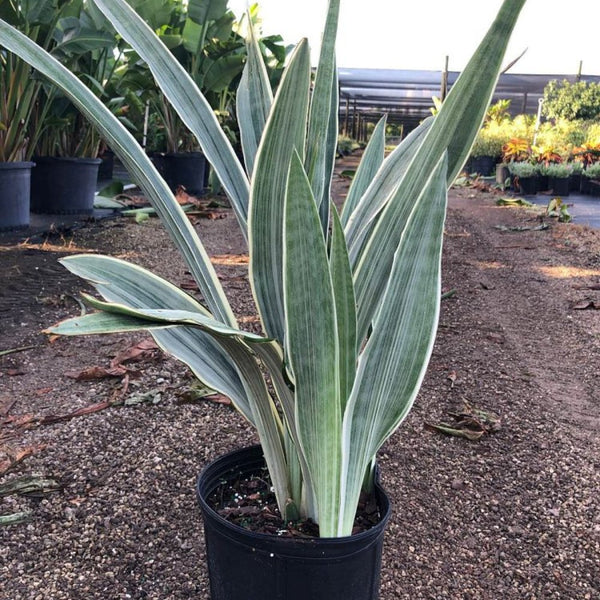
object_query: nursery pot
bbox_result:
[581,178,600,196]
[31,157,101,215]
[196,445,391,600]
[469,155,496,176]
[163,151,206,195]
[515,175,538,195]
[98,149,115,180]
[0,161,34,231]
[550,176,570,197]
[569,173,582,193]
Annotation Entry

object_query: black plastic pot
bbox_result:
[31,157,101,215]
[196,446,391,600]
[98,149,115,180]
[581,177,600,196]
[0,161,34,231]
[550,176,570,197]
[514,175,538,195]
[163,152,206,195]
[569,173,582,193]
[468,155,497,176]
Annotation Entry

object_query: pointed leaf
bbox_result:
[340,153,448,535]
[340,115,386,226]
[80,294,269,343]
[305,0,339,218]
[353,0,525,340]
[236,20,273,176]
[249,39,311,343]
[345,116,433,265]
[284,152,340,536]
[54,254,254,422]
[330,205,356,410]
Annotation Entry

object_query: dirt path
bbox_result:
[1,162,599,599]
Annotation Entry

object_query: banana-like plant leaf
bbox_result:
[0,19,236,327]
[92,0,250,235]
[236,19,273,177]
[284,152,340,536]
[249,39,311,343]
[340,115,386,227]
[353,0,525,341]
[188,0,228,24]
[340,153,448,536]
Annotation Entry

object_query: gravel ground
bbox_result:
[1,160,599,599]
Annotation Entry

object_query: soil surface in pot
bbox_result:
[208,468,380,537]
[1,153,599,599]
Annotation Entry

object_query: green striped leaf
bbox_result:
[353,0,525,341]
[236,19,273,177]
[55,255,255,422]
[340,153,448,536]
[78,294,269,343]
[0,20,235,327]
[284,152,340,536]
[306,0,339,230]
[248,39,311,343]
[330,205,357,410]
[218,337,293,519]
[345,116,433,266]
[92,0,250,234]
[46,311,172,335]
[340,115,386,227]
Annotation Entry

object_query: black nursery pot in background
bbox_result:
[550,176,570,197]
[31,157,101,215]
[163,152,206,195]
[196,445,392,600]
[0,161,34,230]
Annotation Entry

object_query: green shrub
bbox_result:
[545,163,571,178]
[543,79,600,121]
[584,163,600,179]
[508,161,538,177]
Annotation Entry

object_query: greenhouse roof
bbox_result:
[338,68,600,131]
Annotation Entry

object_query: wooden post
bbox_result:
[521,91,528,114]
[576,60,583,81]
[440,56,449,102]
[343,97,350,136]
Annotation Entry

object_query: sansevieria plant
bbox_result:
[0,0,526,537]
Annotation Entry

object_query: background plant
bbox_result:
[542,79,600,121]
[0,0,526,537]
[0,0,69,161]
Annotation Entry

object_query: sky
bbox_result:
[227,0,600,76]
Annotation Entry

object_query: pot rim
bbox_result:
[0,161,35,170]
[196,444,392,546]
